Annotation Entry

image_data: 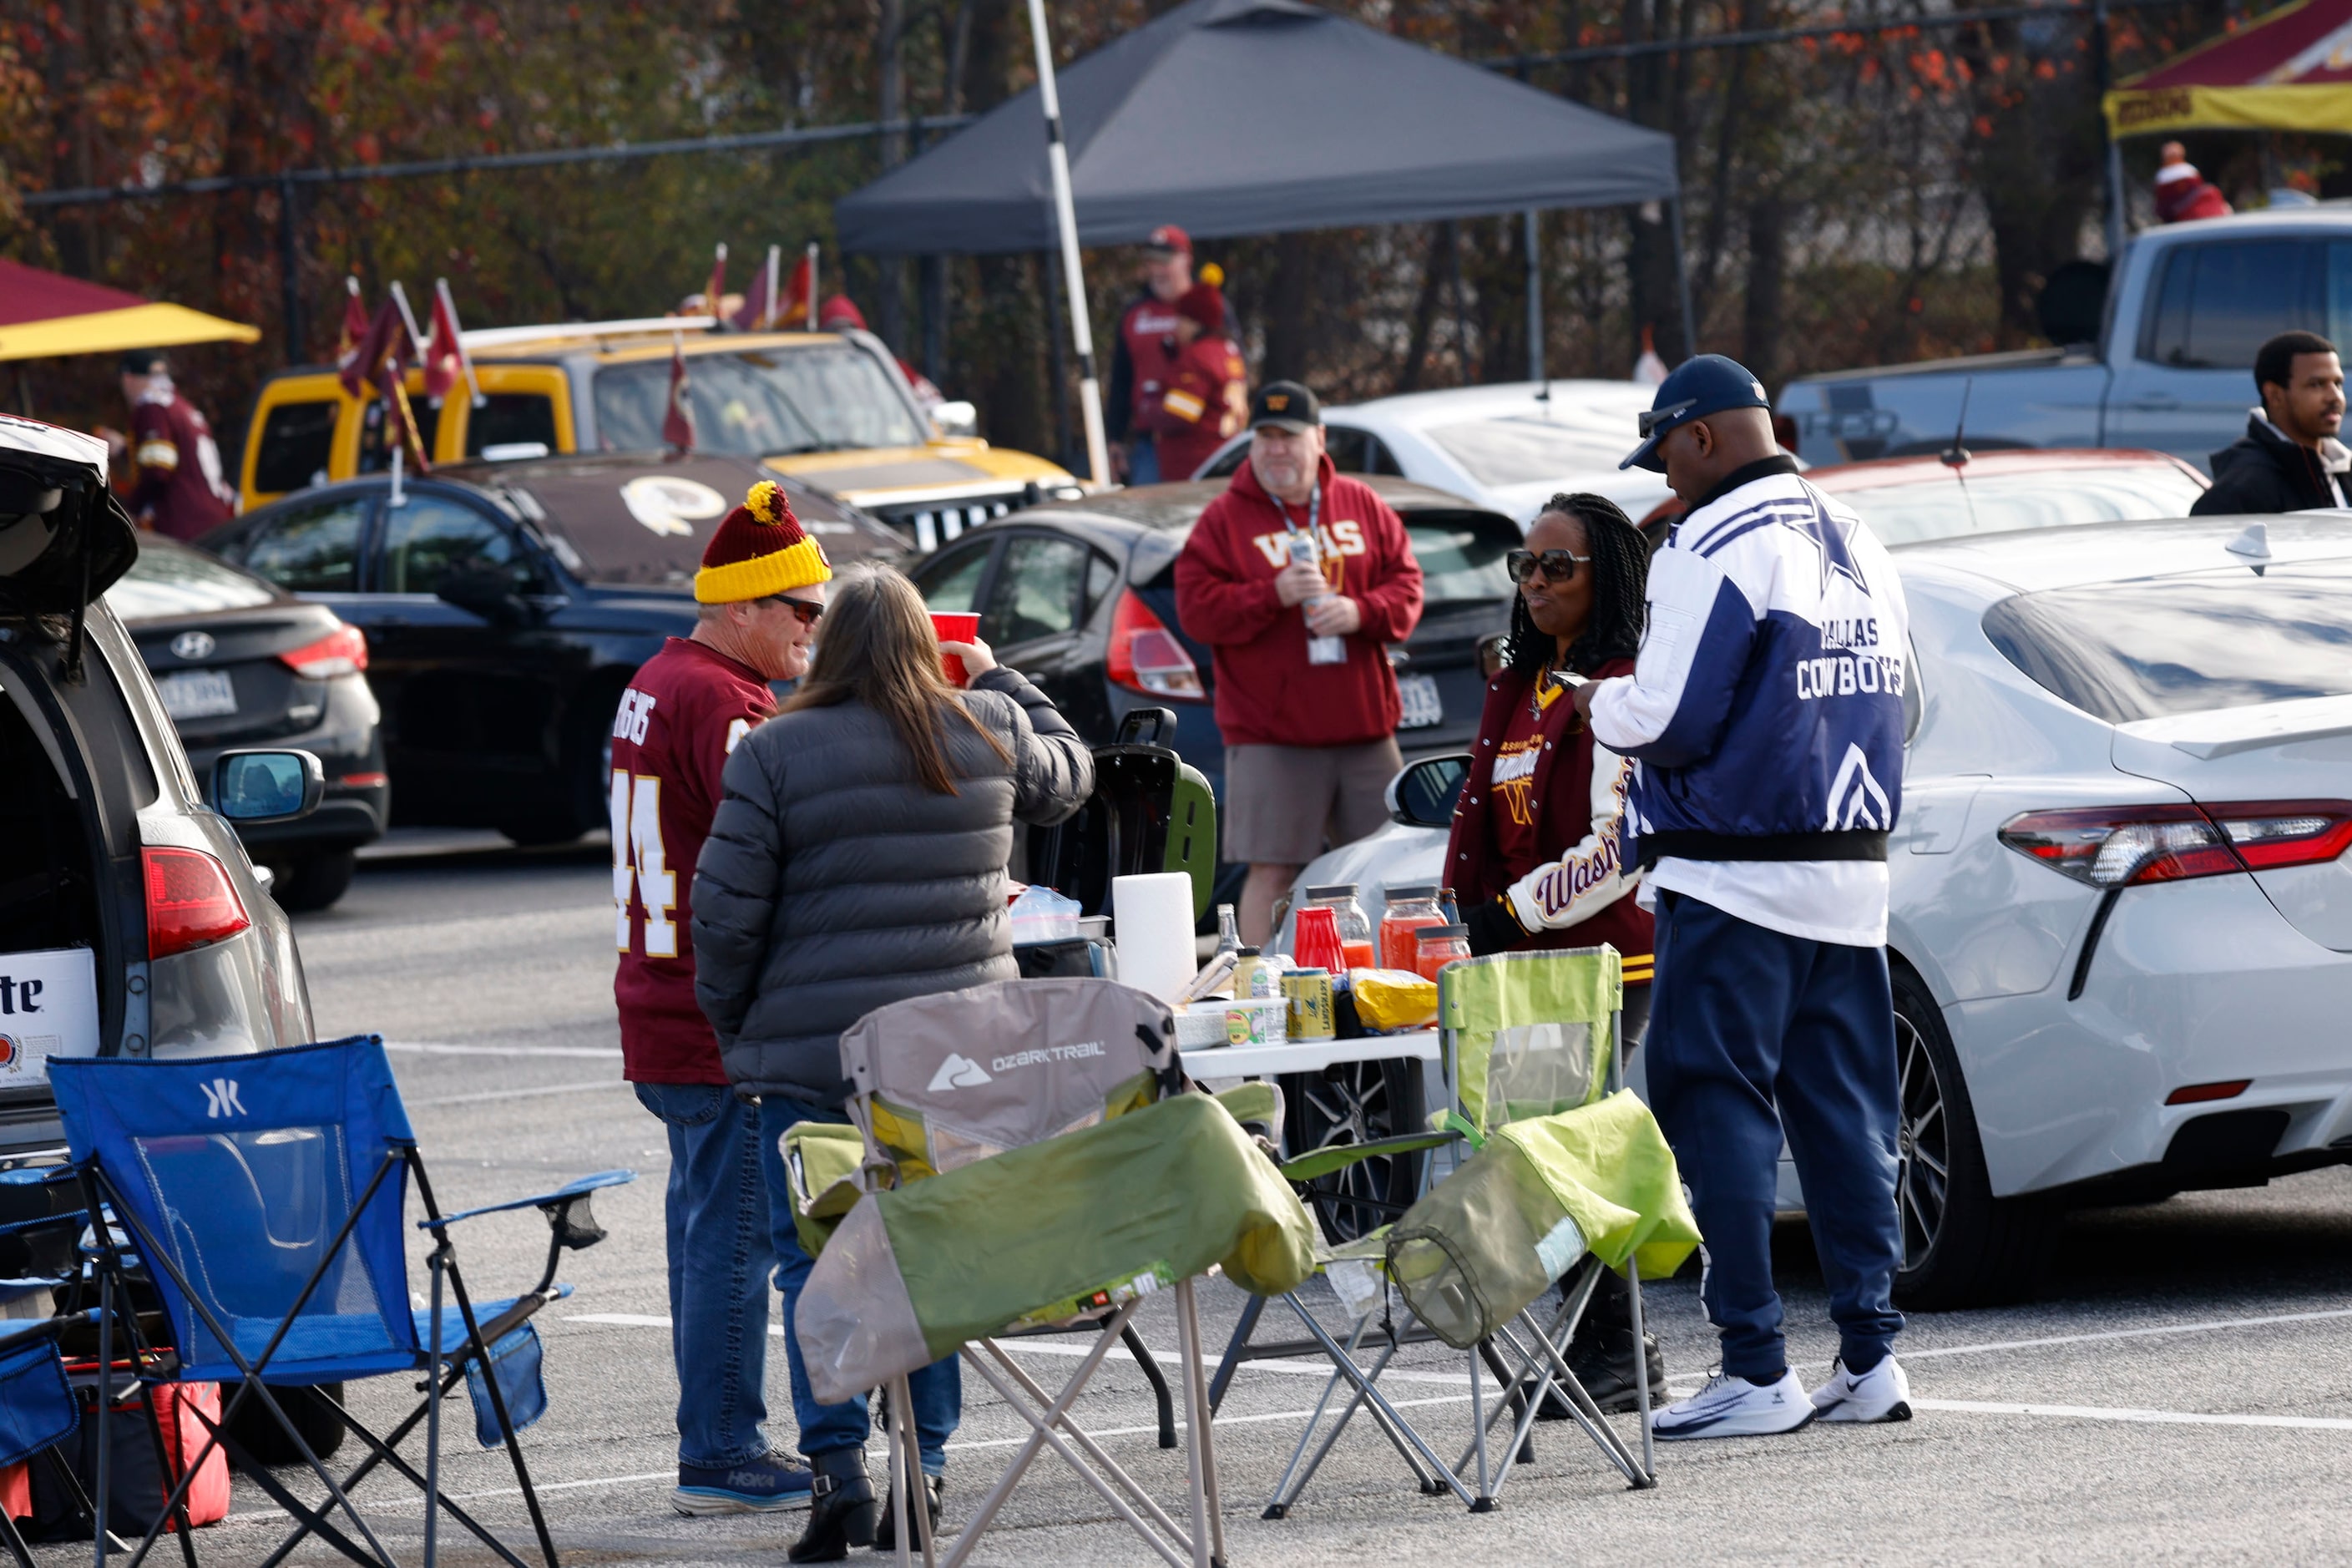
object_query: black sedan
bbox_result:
[907,478,1518,899]
[103,536,387,909]
[196,452,906,846]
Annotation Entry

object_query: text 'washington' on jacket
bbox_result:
[688,665,1094,1105]
[1172,454,1424,747]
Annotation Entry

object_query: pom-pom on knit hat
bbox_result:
[694,480,833,604]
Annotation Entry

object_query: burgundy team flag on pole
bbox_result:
[422,279,481,407]
[339,297,403,398]
[731,245,782,331]
[662,331,695,454]
[334,277,367,376]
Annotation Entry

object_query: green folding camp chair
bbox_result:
[789,977,1318,1568]
[1211,947,1701,1516]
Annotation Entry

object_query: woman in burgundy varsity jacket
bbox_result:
[1444,490,1662,1409]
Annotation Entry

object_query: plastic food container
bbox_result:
[1173,998,1285,1049]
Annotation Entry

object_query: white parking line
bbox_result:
[386,1040,623,1060]
[1916,1398,2352,1433]
[408,1080,628,1108]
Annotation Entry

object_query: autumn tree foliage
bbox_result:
[0,0,2291,453]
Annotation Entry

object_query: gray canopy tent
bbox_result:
[836,0,1690,466]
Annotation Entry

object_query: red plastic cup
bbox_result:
[930,610,980,685]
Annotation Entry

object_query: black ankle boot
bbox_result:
[787,1450,876,1563]
[873,1473,943,1552]
[1552,1325,1667,1417]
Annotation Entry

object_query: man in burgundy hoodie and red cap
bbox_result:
[1141,279,1247,482]
[1176,381,1425,945]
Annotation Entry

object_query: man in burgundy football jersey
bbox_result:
[614,478,831,1516]
[1105,224,1191,483]
[117,351,235,540]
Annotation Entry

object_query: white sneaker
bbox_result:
[1648,1368,1814,1440]
[1809,1355,1913,1424]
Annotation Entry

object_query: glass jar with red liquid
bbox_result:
[1378,884,1446,972]
[1299,883,1375,973]
[1414,923,1471,983]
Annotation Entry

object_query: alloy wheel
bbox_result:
[1296,1059,1407,1243]
[1894,1010,1950,1271]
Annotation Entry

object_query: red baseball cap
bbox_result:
[1144,225,1191,256]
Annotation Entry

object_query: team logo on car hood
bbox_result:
[170,630,215,660]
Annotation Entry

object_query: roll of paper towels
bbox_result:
[1111,873,1196,1004]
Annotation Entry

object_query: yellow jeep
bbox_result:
[235,318,1082,549]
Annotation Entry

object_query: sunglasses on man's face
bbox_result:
[1505,549,1591,584]
[761,594,825,627]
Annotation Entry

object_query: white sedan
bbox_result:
[1193,380,1671,527]
[1285,513,2352,1308]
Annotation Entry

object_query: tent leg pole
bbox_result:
[1668,197,1697,364]
[1043,250,1075,478]
[1027,0,1110,488]
[1524,210,1543,385]
[279,174,303,359]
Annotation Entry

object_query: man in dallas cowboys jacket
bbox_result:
[1571,355,1913,1439]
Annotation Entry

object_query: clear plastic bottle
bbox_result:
[1379,885,1446,972]
[1301,883,1375,972]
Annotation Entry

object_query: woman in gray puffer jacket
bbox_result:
[690,564,1091,1559]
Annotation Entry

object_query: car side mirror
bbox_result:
[436,561,534,625]
[1388,753,1469,830]
[931,400,979,439]
[212,749,324,825]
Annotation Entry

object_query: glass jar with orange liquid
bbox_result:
[1299,883,1376,973]
[1414,923,1471,982]
[1378,884,1446,972]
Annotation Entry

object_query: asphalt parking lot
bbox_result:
[48,836,2352,1565]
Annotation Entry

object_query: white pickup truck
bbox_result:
[1781,207,2352,473]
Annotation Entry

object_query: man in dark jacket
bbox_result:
[1174,381,1424,947]
[2193,330,2349,514]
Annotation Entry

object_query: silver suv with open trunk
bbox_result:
[0,414,316,1162]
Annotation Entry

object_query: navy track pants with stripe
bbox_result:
[1646,889,1905,1381]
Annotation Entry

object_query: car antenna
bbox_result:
[1941,377,1973,470]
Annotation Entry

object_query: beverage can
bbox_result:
[1282,969,1336,1041]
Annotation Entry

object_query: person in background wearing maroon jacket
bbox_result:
[1141,279,1247,483]
[1444,491,1665,1414]
[1105,225,1193,483]
[1176,381,1425,946]
[108,350,235,540]
[614,479,830,1518]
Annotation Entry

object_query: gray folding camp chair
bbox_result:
[1216,947,1700,1516]
[791,977,1317,1568]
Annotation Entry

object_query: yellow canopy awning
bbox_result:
[2106,81,2352,136]
[0,301,262,364]
[2104,0,2352,137]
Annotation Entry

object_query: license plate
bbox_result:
[1398,672,1444,730]
[156,669,237,721]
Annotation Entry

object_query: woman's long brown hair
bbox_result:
[781,564,1012,794]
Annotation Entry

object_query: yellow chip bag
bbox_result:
[1351,967,1439,1031]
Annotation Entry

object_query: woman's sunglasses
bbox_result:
[761,594,826,627]
[1505,549,1591,584]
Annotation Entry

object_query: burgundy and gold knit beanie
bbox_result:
[694,480,832,604]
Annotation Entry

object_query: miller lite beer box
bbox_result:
[0,948,99,1082]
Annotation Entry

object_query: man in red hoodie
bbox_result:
[1176,381,1424,944]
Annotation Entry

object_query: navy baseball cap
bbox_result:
[1620,353,1773,472]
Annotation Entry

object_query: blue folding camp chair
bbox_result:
[0,1311,104,1566]
[47,1035,633,1568]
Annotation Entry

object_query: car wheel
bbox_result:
[1284,1055,1428,1245]
[501,679,627,848]
[1889,966,2051,1310]
[271,850,356,913]
[223,1380,346,1463]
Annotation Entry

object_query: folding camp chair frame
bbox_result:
[830,979,1231,1568]
[62,1127,629,1568]
[1214,948,1659,1516]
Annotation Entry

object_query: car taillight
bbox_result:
[142,847,250,958]
[1998,801,2352,888]
[279,622,368,679]
[1105,591,1205,701]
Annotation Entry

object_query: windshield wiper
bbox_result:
[770,439,865,456]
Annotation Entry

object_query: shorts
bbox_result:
[1222,737,1404,866]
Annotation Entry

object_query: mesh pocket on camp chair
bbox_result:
[1383,1144,1586,1351]
[1486,1020,1597,1125]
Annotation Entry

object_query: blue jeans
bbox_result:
[1126,435,1161,484]
[762,1095,963,1476]
[635,1082,778,1469]
[1643,891,1905,1381]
